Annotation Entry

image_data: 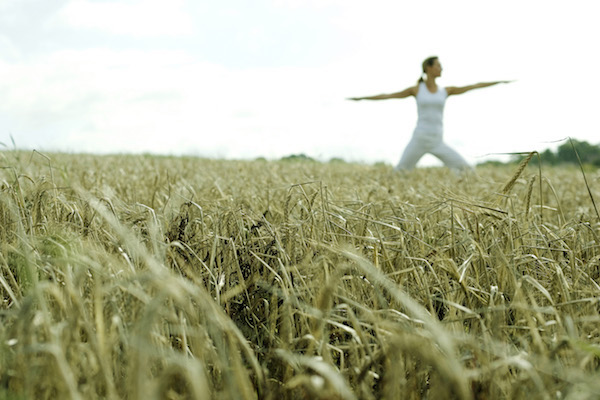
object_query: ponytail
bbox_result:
[419,56,438,84]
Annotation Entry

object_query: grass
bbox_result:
[0,150,599,399]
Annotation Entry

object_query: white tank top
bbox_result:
[414,82,447,135]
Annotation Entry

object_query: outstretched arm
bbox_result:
[446,80,513,96]
[348,86,417,101]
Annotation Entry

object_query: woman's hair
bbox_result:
[418,56,438,83]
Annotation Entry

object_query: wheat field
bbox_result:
[0,150,599,400]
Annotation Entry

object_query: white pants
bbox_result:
[395,131,469,171]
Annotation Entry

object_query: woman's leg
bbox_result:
[430,141,471,171]
[395,137,429,171]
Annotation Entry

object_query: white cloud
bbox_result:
[55,0,194,37]
[0,35,21,62]
[271,0,345,9]
[0,44,408,160]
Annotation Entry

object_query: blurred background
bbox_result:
[1,0,598,166]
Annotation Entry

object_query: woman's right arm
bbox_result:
[348,86,417,101]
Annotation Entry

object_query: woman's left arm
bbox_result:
[446,80,513,96]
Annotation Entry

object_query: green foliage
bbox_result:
[556,139,600,166]
[509,139,600,167]
[328,157,346,164]
[539,148,558,165]
[279,153,317,162]
[477,159,508,167]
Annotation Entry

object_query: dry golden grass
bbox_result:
[0,150,599,399]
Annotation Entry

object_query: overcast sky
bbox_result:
[1,0,598,165]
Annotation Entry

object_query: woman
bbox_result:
[349,56,512,171]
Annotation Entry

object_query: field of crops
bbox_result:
[0,150,599,399]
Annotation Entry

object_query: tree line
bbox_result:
[275,139,600,167]
[538,139,600,166]
[496,139,600,167]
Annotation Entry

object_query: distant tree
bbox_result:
[507,139,600,167]
[373,161,389,168]
[556,139,600,166]
[280,154,316,162]
[478,159,508,167]
[540,148,558,165]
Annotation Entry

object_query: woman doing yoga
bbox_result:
[349,56,512,171]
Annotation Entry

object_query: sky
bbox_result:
[1,0,599,166]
